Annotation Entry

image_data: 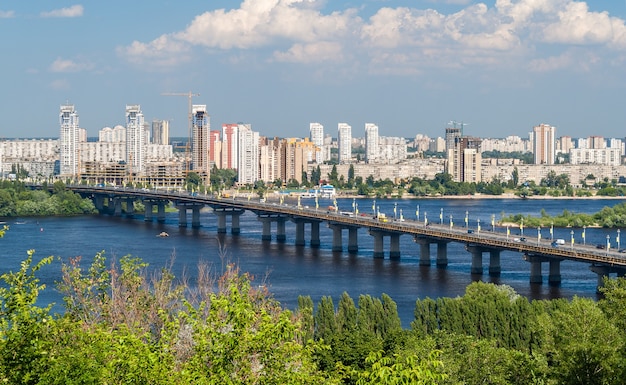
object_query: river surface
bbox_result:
[1,197,625,327]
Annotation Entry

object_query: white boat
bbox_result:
[157,231,169,237]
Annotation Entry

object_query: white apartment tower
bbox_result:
[337,123,352,163]
[125,104,145,174]
[533,123,556,165]
[237,124,259,184]
[309,122,324,163]
[191,105,209,175]
[152,120,169,145]
[365,123,379,163]
[59,104,80,176]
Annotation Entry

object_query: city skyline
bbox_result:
[2,1,626,139]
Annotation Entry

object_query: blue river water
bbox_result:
[1,197,624,327]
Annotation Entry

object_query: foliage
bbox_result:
[501,202,626,228]
[0,180,96,217]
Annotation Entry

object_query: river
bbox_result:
[1,197,624,327]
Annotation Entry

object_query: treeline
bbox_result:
[502,202,626,228]
[0,180,96,217]
[1,239,626,384]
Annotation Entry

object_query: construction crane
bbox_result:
[448,120,470,134]
[161,91,199,176]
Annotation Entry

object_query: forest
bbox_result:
[1,226,625,384]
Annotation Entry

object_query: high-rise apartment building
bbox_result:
[237,124,259,184]
[59,104,80,176]
[445,126,462,152]
[191,105,209,176]
[209,130,221,167]
[365,123,379,163]
[532,123,555,165]
[447,136,482,183]
[126,105,145,174]
[221,123,239,169]
[337,123,352,163]
[151,120,169,145]
[309,122,324,163]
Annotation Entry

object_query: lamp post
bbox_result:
[617,229,621,251]
[394,202,397,220]
[465,211,469,228]
[506,225,510,240]
[550,222,554,240]
[477,218,481,236]
[537,226,541,245]
[416,205,420,221]
[424,212,428,227]
[440,208,443,225]
[583,225,586,245]
[571,230,575,249]
[449,214,453,229]
[606,234,611,255]
[520,218,524,236]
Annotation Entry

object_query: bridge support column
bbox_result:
[330,225,343,252]
[548,259,562,284]
[216,212,227,233]
[231,211,243,235]
[295,221,305,246]
[436,242,448,267]
[310,221,320,248]
[144,202,154,222]
[590,265,612,292]
[259,218,272,241]
[389,233,400,259]
[125,198,135,217]
[348,227,358,253]
[191,206,201,228]
[529,257,542,283]
[468,246,483,275]
[489,250,501,276]
[276,218,286,243]
[372,231,384,258]
[157,202,166,223]
[178,207,188,228]
[113,198,123,216]
[93,196,105,213]
[414,238,431,266]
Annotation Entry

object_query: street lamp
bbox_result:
[491,214,495,232]
[394,202,397,220]
[583,226,586,245]
[440,208,443,225]
[520,218,524,236]
[607,234,611,255]
[465,211,469,228]
[449,214,453,229]
[424,212,428,227]
[537,226,541,245]
[477,218,481,236]
[506,225,510,240]
[416,205,420,221]
[617,229,621,251]
[550,222,554,240]
[571,230,575,249]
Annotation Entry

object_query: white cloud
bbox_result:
[40,5,83,18]
[120,0,626,73]
[0,10,15,18]
[49,57,94,73]
[49,79,71,90]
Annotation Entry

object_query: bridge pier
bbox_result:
[260,218,272,241]
[389,233,400,259]
[372,231,384,258]
[144,201,154,222]
[276,218,286,242]
[157,202,166,223]
[590,265,611,292]
[436,241,448,267]
[231,211,243,235]
[489,250,501,276]
[330,224,343,252]
[469,246,483,275]
[414,238,431,266]
[179,207,188,228]
[113,198,123,216]
[125,197,135,217]
[176,203,204,228]
[311,221,320,248]
[93,195,105,213]
[295,221,305,246]
[348,227,359,254]
[548,259,562,284]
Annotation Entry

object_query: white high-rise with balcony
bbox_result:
[337,123,352,163]
[309,122,324,163]
[59,104,80,176]
[126,105,145,174]
[365,123,379,163]
[237,124,259,184]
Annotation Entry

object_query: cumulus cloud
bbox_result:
[120,0,626,73]
[0,10,15,18]
[41,5,83,18]
[49,57,94,72]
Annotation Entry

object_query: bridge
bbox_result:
[66,185,626,290]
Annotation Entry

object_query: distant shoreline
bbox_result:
[333,192,626,200]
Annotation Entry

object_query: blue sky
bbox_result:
[1,0,626,140]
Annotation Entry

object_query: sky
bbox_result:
[1,0,626,141]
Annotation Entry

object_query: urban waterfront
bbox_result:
[1,197,625,327]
